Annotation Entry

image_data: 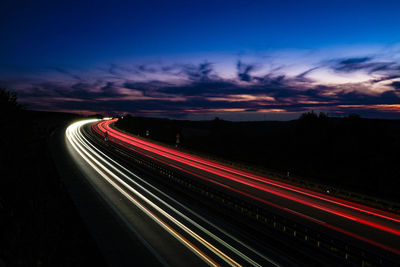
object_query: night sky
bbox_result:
[1,0,400,120]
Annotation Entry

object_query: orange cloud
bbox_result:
[338,104,400,112]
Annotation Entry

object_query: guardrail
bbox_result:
[111,124,400,214]
[89,125,399,266]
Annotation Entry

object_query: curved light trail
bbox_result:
[66,119,280,267]
[92,118,400,255]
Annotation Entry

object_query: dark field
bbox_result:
[116,113,400,206]
[0,110,107,267]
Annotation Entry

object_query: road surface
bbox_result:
[54,117,400,266]
[62,119,286,266]
[92,118,400,257]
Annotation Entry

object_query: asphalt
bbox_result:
[95,119,400,256]
[52,125,171,267]
[52,118,400,266]
[94,119,400,260]
[54,120,293,267]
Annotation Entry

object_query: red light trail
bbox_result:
[92,118,400,254]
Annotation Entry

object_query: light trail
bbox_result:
[79,124,277,266]
[66,119,277,267]
[95,120,400,233]
[91,118,400,254]
[96,119,400,224]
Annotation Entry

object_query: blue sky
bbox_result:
[1,0,400,119]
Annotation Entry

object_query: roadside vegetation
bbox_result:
[0,89,107,266]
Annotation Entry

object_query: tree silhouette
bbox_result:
[299,110,318,121]
[0,88,23,121]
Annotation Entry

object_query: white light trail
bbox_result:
[66,119,279,267]
[78,125,278,267]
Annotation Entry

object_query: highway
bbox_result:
[92,118,400,262]
[62,118,400,266]
[64,119,286,266]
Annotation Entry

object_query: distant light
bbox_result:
[103,117,112,120]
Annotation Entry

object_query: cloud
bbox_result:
[295,67,319,82]
[4,53,400,119]
[19,80,125,101]
[391,81,400,90]
[237,61,256,82]
[331,56,400,76]
[334,57,372,72]
[179,62,217,82]
[51,67,82,81]
[158,80,243,96]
